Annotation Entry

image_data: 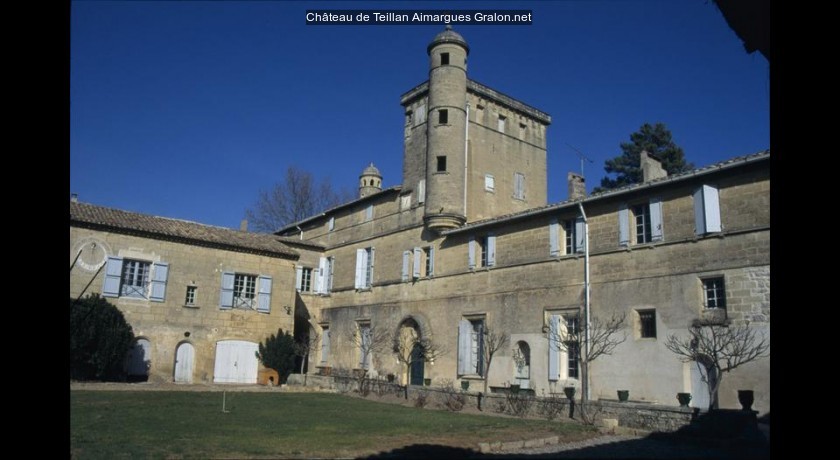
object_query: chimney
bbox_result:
[70,193,78,203]
[568,172,586,200]
[640,150,667,182]
[240,219,248,232]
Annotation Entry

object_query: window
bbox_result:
[320,326,330,364]
[354,247,374,289]
[220,272,272,312]
[519,122,527,140]
[548,313,580,381]
[404,246,436,281]
[694,185,722,235]
[703,277,726,309]
[296,267,313,293]
[440,52,449,65]
[358,322,372,369]
[102,256,168,302]
[424,246,434,277]
[563,315,580,379]
[458,318,485,376]
[436,155,447,172]
[438,109,448,124]
[620,199,662,246]
[400,194,411,210]
[417,179,426,204]
[468,235,495,269]
[485,174,495,192]
[638,310,657,338]
[365,204,373,222]
[513,172,525,200]
[185,286,197,306]
[405,110,413,126]
[328,216,335,231]
[316,256,334,294]
[415,103,426,125]
[498,115,506,132]
[564,218,585,254]
[233,274,256,309]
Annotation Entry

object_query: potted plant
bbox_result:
[424,378,432,386]
[386,373,395,383]
[563,386,576,400]
[510,383,520,394]
[617,390,629,402]
[677,392,692,407]
[737,390,754,411]
[460,380,470,391]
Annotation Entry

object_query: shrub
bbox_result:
[505,391,535,418]
[536,392,568,421]
[414,389,429,408]
[437,379,466,412]
[257,329,297,383]
[69,294,135,381]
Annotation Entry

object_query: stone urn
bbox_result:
[677,392,692,407]
[737,390,754,411]
[564,386,576,400]
[617,390,629,402]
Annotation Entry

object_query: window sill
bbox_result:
[183,304,200,309]
[460,375,485,381]
[356,287,372,292]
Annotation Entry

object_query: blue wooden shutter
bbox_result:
[549,218,560,256]
[428,247,435,277]
[693,188,706,235]
[487,235,496,267]
[703,185,721,233]
[468,236,476,269]
[220,271,234,309]
[149,262,169,302]
[548,314,559,381]
[365,204,373,221]
[618,204,630,247]
[650,197,663,242]
[369,247,375,286]
[257,275,272,313]
[295,267,303,292]
[316,257,326,293]
[458,319,472,375]
[102,256,123,297]
[402,251,411,282]
[575,217,585,253]
[413,247,422,279]
[354,249,366,289]
[326,257,334,292]
[321,328,330,363]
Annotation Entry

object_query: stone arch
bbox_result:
[690,353,718,410]
[125,337,151,382]
[513,340,531,387]
[174,340,195,384]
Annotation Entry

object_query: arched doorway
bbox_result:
[125,338,151,382]
[690,355,717,410]
[513,341,530,389]
[397,317,425,386]
[410,342,425,386]
[174,342,195,383]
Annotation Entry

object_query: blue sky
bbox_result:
[70,0,769,230]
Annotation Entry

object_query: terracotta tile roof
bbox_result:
[69,201,319,258]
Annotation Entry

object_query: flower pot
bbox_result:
[510,384,520,394]
[460,380,469,391]
[677,392,692,407]
[386,374,395,383]
[737,390,754,411]
[424,378,432,386]
[617,390,629,402]
[564,386,576,400]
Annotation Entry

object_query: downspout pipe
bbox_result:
[577,202,591,402]
[296,225,303,240]
[464,102,469,218]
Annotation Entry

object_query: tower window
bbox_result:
[439,109,448,125]
[440,52,450,65]
[437,156,447,172]
[498,115,506,133]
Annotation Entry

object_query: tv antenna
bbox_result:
[566,143,594,177]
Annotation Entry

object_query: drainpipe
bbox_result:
[577,202,591,402]
[296,225,303,240]
[463,102,469,218]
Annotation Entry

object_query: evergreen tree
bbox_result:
[257,328,297,384]
[595,122,693,192]
[69,294,135,381]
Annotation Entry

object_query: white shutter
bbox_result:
[693,188,706,235]
[458,319,472,375]
[428,247,435,277]
[326,257,334,292]
[549,218,560,256]
[102,256,123,297]
[618,204,630,247]
[548,315,559,381]
[365,204,373,221]
[401,251,411,282]
[413,247,422,279]
[295,267,303,292]
[418,179,426,204]
[486,235,496,267]
[559,317,569,379]
[354,249,366,289]
[369,247,375,286]
[703,185,721,233]
[315,257,326,293]
[220,271,234,309]
[257,275,272,312]
[468,236,476,269]
[573,217,585,253]
[149,262,169,302]
[650,197,663,242]
[321,329,330,363]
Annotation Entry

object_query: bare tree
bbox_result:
[293,330,320,375]
[665,318,769,411]
[345,322,392,380]
[481,326,509,395]
[392,325,447,386]
[548,311,627,423]
[244,166,354,232]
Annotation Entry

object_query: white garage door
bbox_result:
[213,340,259,384]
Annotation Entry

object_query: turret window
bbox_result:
[440,52,450,65]
[437,156,447,172]
[439,109,448,125]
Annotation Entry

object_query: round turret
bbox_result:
[359,163,382,198]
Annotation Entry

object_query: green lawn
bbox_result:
[71,390,596,458]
